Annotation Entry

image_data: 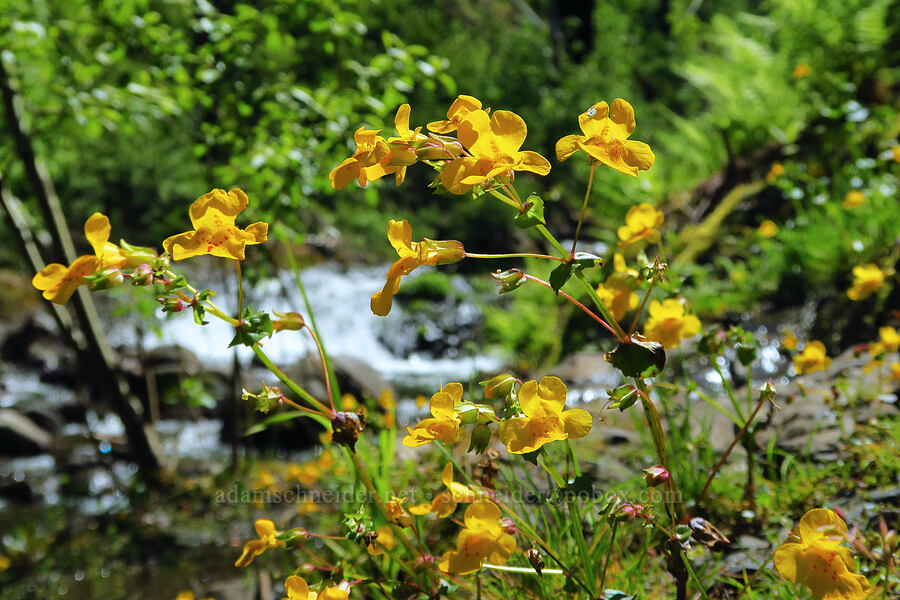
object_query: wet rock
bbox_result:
[0,408,54,455]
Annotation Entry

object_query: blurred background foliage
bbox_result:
[1,0,898,357]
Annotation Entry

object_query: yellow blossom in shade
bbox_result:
[498,376,592,454]
[892,145,900,162]
[371,220,464,316]
[556,99,655,177]
[32,213,127,304]
[252,469,275,490]
[329,126,395,189]
[415,394,427,408]
[282,575,317,600]
[878,326,899,352]
[841,190,865,209]
[643,299,702,349]
[595,276,639,321]
[617,203,664,246]
[846,264,886,301]
[287,462,320,485]
[766,162,786,182]
[774,508,870,600]
[793,63,812,78]
[782,332,799,352]
[613,252,640,278]
[438,500,518,575]
[439,109,551,194]
[793,341,832,374]
[367,525,397,556]
[163,189,267,261]
[386,496,412,527]
[340,394,358,411]
[409,462,478,517]
[402,382,463,447]
[0,555,9,572]
[316,449,335,470]
[758,220,779,237]
[234,519,284,567]
[427,94,483,134]
[890,362,900,380]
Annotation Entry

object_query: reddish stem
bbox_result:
[523,274,617,337]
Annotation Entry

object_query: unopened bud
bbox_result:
[86,268,124,291]
[119,239,158,268]
[500,517,517,535]
[130,263,154,286]
[331,411,366,452]
[490,268,526,294]
[272,310,305,332]
[642,465,670,487]
[424,239,465,265]
[416,136,463,160]
[157,296,184,313]
[614,503,648,521]
[481,373,516,399]
[386,143,418,167]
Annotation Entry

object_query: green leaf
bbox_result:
[229,307,274,347]
[607,384,639,411]
[605,337,666,378]
[467,423,491,454]
[244,409,307,436]
[549,263,573,293]
[514,194,545,229]
[192,304,207,325]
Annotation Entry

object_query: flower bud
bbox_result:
[157,296,184,313]
[386,142,418,166]
[480,373,516,399]
[130,263,154,286]
[86,268,124,291]
[614,503,648,521]
[416,136,463,160]
[272,310,305,332]
[119,239,159,268]
[500,517,517,535]
[331,411,366,452]
[423,239,465,265]
[490,268,526,293]
[642,465,670,487]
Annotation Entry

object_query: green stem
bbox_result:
[465,251,564,262]
[538,453,566,488]
[482,563,563,575]
[571,165,596,256]
[573,270,628,341]
[635,379,681,523]
[714,361,746,423]
[304,324,336,413]
[523,274,617,337]
[568,496,597,597]
[598,521,618,593]
[487,188,524,211]
[252,344,331,414]
[235,259,244,318]
[535,224,570,258]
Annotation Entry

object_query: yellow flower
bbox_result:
[556,99,655,177]
[782,332,799,352]
[793,63,812,78]
[617,203,664,246]
[32,213,126,304]
[892,145,900,162]
[438,500,517,575]
[253,469,275,490]
[758,220,779,237]
[316,449,335,470]
[402,382,463,447]
[643,299,701,349]
[163,189,267,261]
[613,253,640,278]
[371,220,464,316]
[774,508,870,600]
[595,276,639,321]
[427,95,483,134]
[890,362,900,380]
[793,341,832,375]
[367,524,397,556]
[282,575,317,600]
[340,394,358,411]
[234,519,284,567]
[382,104,429,185]
[846,264,885,301]
[879,326,899,352]
[439,108,551,194]
[386,496,412,527]
[498,376,592,454]
[287,462,320,485]
[329,126,395,189]
[318,585,350,600]
[297,498,319,515]
[409,462,478,517]
[0,555,9,572]
[766,162,786,182]
[841,190,865,209]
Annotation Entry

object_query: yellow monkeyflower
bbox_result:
[782,332,799,352]
[617,203,664,246]
[556,98,655,177]
[367,525,397,556]
[892,145,900,162]
[890,362,900,380]
[403,382,463,447]
[427,94,483,134]
[758,220,779,237]
[614,253,640,278]
[841,190,865,209]
[252,469,275,490]
[643,299,701,349]
[439,500,517,575]
[774,508,870,600]
[287,462,320,485]
[794,341,832,375]
[0,555,10,572]
[175,593,214,600]
[878,326,899,352]
[329,126,395,189]
[382,104,429,185]
[439,108,551,194]
[371,220,464,316]
[163,189,267,261]
[766,162,785,182]
[846,264,885,301]
[793,63,812,79]
[596,276,639,321]
[235,519,284,567]
[318,585,351,600]
[386,496,412,527]
[282,575,317,600]
[32,213,126,304]
[409,462,478,517]
[499,376,592,454]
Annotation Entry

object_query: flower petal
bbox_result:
[84,213,111,258]
[609,98,636,136]
[624,140,656,171]
[555,134,583,161]
[562,408,593,439]
[516,151,551,175]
